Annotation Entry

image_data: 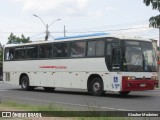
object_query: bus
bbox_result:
[3,33,158,96]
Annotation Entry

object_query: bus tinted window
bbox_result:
[71,42,86,57]
[87,41,96,56]
[53,43,68,57]
[106,43,112,55]
[5,48,14,60]
[26,46,38,59]
[87,41,105,57]
[96,41,105,56]
[39,44,52,58]
[15,47,25,60]
[126,41,140,46]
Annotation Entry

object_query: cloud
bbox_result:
[88,10,103,19]
[113,23,158,39]
[122,24,149,34]
[12,0,67,11]
[11,0,107,19]
[76,0,89,10]
[12,0,90,13]
[105,6,117,12]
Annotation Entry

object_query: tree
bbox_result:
[143,0,160,27]
[7,33,30,44]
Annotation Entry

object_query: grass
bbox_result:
[0,101,122,119]
[0,100,65,118]
[0,101,156,120]
[0,100,63,111]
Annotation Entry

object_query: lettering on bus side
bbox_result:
[39,66,67,69]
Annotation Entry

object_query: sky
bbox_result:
[0,0,159,45]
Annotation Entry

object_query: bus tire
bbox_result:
[90,77,104,96]
[119,91,130,96]
[43,87,55,92]
[21,76,34,91]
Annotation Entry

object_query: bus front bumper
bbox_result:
[122,79,158,91]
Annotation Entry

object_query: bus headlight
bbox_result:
[122,76,136,80]
[128,76,136,80]
[151,76,156,80]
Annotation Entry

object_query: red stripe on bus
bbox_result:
[39,66,67,69]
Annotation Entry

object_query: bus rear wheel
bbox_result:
[21,76,34,91]
[90,77,104,96]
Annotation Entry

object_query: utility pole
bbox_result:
[33,14,61,41]
[45,24,49,41]
[64,25,66,37]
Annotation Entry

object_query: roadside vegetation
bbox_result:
[0,101,155,120]
[0,100,63,112]
[0,101,124,119]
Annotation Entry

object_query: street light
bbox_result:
[33,14,61,41]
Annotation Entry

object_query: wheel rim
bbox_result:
[22,79,27,88]
[93,82,101,93]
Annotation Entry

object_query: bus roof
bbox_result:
[55,33,109,40]
[4,33,152,47]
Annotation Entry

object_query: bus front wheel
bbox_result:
[21,76,34,91]
[90,77,104,96]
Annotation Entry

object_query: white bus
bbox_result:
[3,33,158,96]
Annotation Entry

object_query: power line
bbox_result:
[30,32,45,38]
[66,20,149,32]
[0,26,158,40]
[0,20,152,34]
[49,26,156,34]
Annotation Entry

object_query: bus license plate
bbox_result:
[140,84,146,87]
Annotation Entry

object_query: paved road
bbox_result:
[0,81,160,111]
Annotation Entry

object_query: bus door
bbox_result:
[106,40,122,91]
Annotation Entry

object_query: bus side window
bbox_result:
[39,44,52,58]
[71,42,86,57]
[15,47,25,60]
[96,41,105,56]
[87,41,96,56]
[5,48,14,60]
[26,46,38,59]
[53,43,68,58]
[87,41,105,57]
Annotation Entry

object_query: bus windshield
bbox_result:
[123,41,157,72]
